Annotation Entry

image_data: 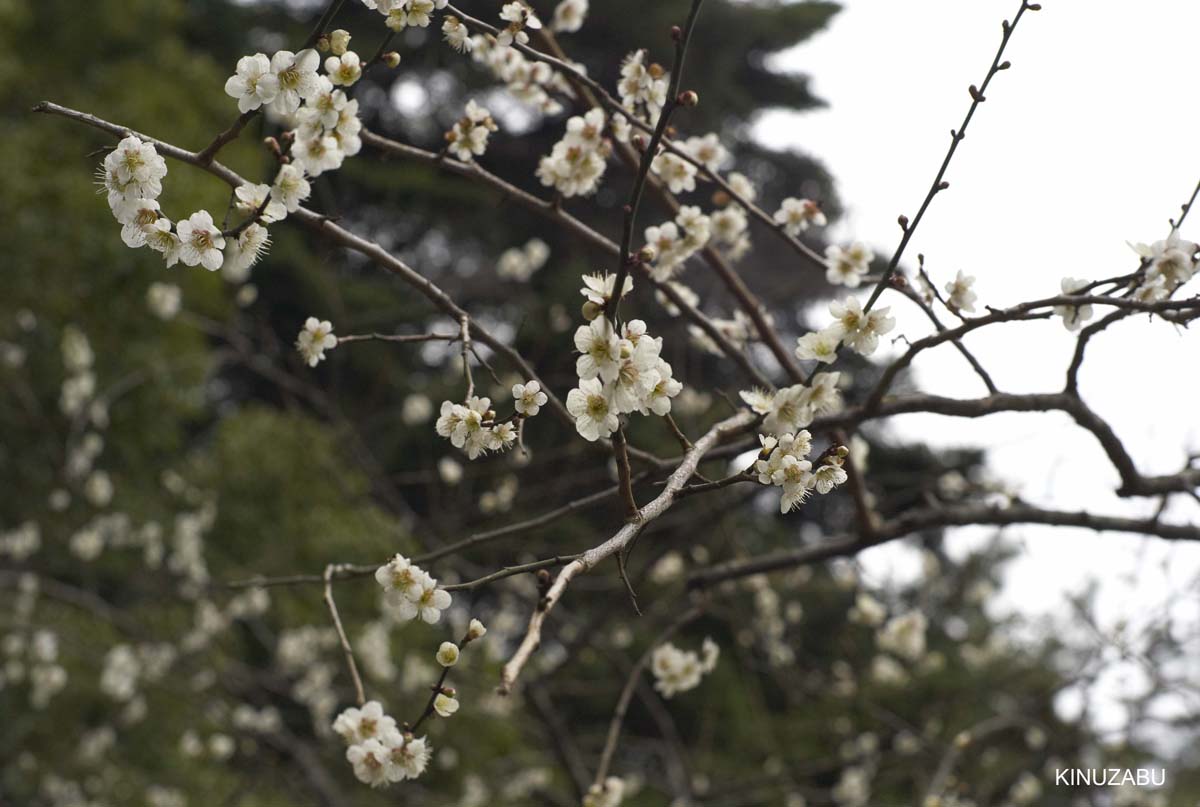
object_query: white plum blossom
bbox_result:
[574,318,624,382]
[651,151,698,194]
[433,692,459,717]
[824,242,874,288]
[728,171,757,202]
[235,182,287,223]
[145,218,182,266]
[650,637,719,698]
[296,317,337,367]
[794,327,842,364]
[325,51,363,86]
[1053,277,1094,331]
[333,701,397,746]
[435,642,459,667]
[467,618,487,640]
[849,592,887,627]
[584,777,626,807]
[944,270,977,313]
[176,211,225,271]
[512,380,548,416]
[272,164,312,212]
[876,610,927,661]
[1130,231,1198,293]
[223,222,271,280]
[442,15,472,51]
[646,359,683,415]
[774,197,826,235]
[329,29,352,56]
[550,0,588,33]
[497,1,541,47]
[446,100,498,161]
[387,733,431,781]
[567,377,618,441]
[578,271,633,314]
[224,53,280,112]
[682,133,729,172]
[269,49,321,115]
[346,738,391,787]
[291,133,344,177]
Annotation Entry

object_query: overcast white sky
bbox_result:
[757,0,1200,735]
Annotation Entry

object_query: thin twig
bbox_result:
[323,563,365,706]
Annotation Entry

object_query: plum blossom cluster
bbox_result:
[1,629,67,709]
[774,196,827,236]
[446,100,498,161]
[795,296,896,363]
[643,205,712,279]
[876,610,928,662]
[754,431,848,513]
[741,372,842,436]
[567,277,683,441]
[650,637,719,698]
[362,0,447,32]
[331,618,484,788]
[333,701,431,787]
[618,50,669,124]
[1051,232,1199,330]
[1128,231,1198,301]
[824,241,875,288]
[537,108,612,197]
[497,237,550,281]
[374,553,453,624]
[467,33,571,113]
[436,379,546,459]
[96,122,314,275]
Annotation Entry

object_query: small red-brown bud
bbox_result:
[315,34,331,53]
[383,51,402,69]
[678,90,699,107]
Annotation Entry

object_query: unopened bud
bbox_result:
[466,618,487,641]
[897,214,909,231]
[582,300,602,321]
[678,90,699,107]
[835,445,850,459]
[954,731,972,749]
[330,29,351,56]
[316,34,331,53]
[637,245,657,263]
[383,51,402,69]
[670,25,683,42]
